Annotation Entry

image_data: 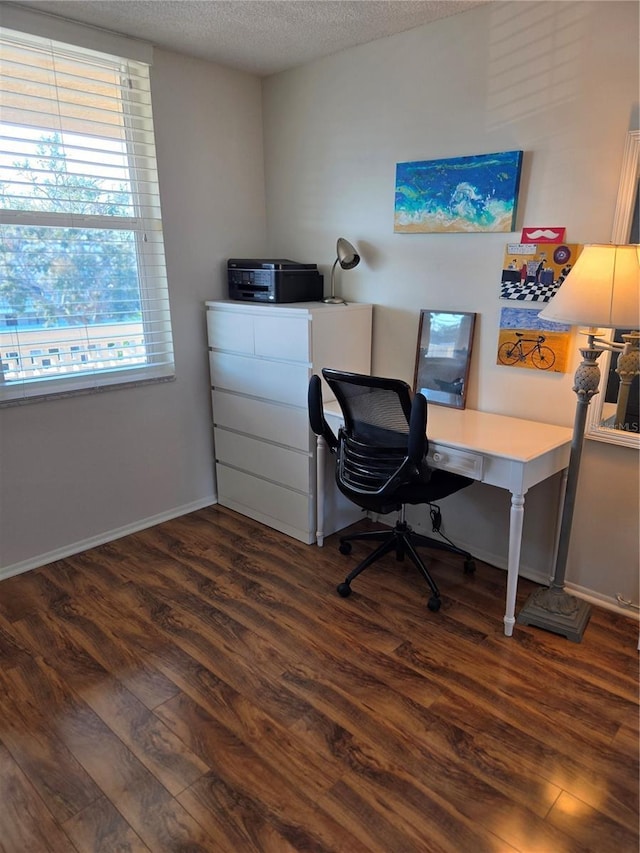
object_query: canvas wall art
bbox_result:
[499,242,583,303]
[496,306,571,373]
[394,150,523,234]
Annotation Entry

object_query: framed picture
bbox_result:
[394,150,523,234]
[413,310,477,409]
[499,241,583,303]
[496,306,571,373]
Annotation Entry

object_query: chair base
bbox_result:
[336,519,475,612]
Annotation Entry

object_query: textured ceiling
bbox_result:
[5,1,489,76]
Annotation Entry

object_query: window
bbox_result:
[0,18,174,404]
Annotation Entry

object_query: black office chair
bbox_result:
[308,369,476,612]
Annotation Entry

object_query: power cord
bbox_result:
[428,503,458,549]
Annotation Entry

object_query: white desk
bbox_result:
[316,403,573,637]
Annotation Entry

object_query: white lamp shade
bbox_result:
[540,243,640,328]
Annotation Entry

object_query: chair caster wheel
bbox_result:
[337,582,352,597]
[464,559,476,574]
[339,542,352,555]
[428,596,441,612]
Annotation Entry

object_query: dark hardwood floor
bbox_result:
[0,505,637,853]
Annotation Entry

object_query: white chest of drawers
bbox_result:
[205,299,372,543]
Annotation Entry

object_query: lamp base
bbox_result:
[517,586,591,643]
[322,296,347,304]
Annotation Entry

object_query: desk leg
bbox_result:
[504,492,525,637]
[316,435,326,547]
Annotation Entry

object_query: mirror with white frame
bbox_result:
[585,129,640,448]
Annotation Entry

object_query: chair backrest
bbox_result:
[323,369,412,441]
[320,368,429,505]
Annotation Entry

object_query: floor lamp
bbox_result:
[517,243,640,642]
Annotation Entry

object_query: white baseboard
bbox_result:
[564,582,640,622]
[405,515,639,622]
[0,496,217,581]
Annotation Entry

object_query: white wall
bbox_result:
[2,1,637,615]
[0,50,267,574]
[261,1,639,608]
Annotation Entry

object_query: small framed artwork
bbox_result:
[496,306,571,373]
[413,310,477,409]
[499,242,583,303]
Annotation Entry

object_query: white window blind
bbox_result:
[0,23,174,405]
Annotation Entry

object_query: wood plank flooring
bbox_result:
[0,505,637,853]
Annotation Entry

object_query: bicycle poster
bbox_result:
[496,306,571,373]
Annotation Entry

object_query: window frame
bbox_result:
[0,11,174,406]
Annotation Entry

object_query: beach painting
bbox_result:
[394,150,523,233]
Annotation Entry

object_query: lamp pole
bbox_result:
[516,334,600,641]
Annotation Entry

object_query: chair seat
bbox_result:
[337,467,473,514]
[395,468,474,505]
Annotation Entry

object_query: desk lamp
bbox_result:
[323,237,360,304]
[517,243,640,641]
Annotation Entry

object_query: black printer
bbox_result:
[227,259,323,303]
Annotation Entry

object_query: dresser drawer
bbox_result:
[216,466,314,543]
[206,309,254,353]
[215,429,312,493]
[427,443,484,480]
[253,315,310,361]
[212,390,310,452]
[207,308,310,362]
[209,351,309,406]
